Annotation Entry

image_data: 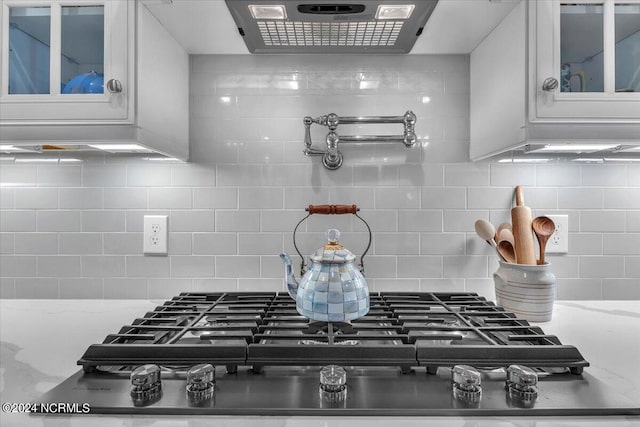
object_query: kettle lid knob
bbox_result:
[326,229,340,244]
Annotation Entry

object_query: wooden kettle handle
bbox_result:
[307,204,358,215]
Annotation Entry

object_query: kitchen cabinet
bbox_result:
[470,0,640,160]
[0,0,189,160]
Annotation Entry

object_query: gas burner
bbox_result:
[306,321,354,335]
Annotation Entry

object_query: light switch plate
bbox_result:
[143,215,168,255]
[545,214,568,254]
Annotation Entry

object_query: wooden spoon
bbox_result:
[497,240,517,264]
[497,227,515,246]
[532,216,555,265]
[474,219,497,248]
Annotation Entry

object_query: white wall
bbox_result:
[1,54,639,300]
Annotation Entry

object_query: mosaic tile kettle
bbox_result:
[280,205,371,322]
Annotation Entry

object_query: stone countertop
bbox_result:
[1,299,639,427]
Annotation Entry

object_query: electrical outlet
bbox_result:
[545,214,568,254]
[143,215,168,255]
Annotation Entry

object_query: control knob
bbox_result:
[186,363,216,402]
[130,364,162,403]
[451,365,482,403]
[506,365,538,404]
[319,365,347,404]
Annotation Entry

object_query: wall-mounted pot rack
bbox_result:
[302,111,417,169]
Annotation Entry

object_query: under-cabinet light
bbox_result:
[604,157,640,162]
[14,158,59,163]
[249,5,286,19]
[89,144,152,153]
[0,145,29,152]
[376,5,415,19]
[528,144,619,153]
[498,158,552,163]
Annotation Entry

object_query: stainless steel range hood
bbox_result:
[224,0,439,53]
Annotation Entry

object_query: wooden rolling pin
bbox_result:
[511,186,537,265]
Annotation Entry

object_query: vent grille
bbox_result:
[256,20,403,46]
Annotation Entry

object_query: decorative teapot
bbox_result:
[280,205,371,322]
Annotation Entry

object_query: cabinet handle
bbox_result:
[106,79,123,93]
[542,77,558,92]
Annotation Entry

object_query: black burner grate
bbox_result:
[78,292,588,374]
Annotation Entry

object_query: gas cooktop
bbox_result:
[34,292,640,416]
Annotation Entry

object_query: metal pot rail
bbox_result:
[303,111,417,170]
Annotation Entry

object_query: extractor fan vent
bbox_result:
[225,0,439,54]
[257,20,403,47]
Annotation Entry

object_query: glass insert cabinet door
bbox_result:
[533,0,640,121]
[0,0,130,123]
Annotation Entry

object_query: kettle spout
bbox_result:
[279,253,299,299]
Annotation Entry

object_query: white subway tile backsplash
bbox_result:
[149,188,192,209]
[443,256,488,278]
[628,212,640,232]
[0,233,14,254]
[536,165,581,187]
[171,256,215,277]
[104,188,148,209]
[556,279,602,300]
[59,188,102,209]
[127,166,171,187]
[626,257,640,278]
[604,188,640,209]
[83,256,126,277]
[580,211,626,232]
[603,234,640,255]
[0,188,14,209]
[104,233,141,255]
[582,165,627,186]
[216,256,260,278]
[82,211,125,232]
[1,256,36,277]
[60,233,102,255]
[170,211,215,232]
[0,278,15,299]
[171,164,216,187]
[1,211,36,232]
[374,233,419,255]
[239,188,283,209]
[375,187,420,209]
[15,278,58,298]
[38,211,81,232]
[421,187,466,209]
[397,256,441,278]
[15,233,58,254]
[558,188,604,209]
[467,188,513,209]
[445,164,489,187]
[464,278,495,300]
[37,165,81,187]
[568,233,603,255]
[104,278,148,299]
[83,164,126,187]
[60,278,103,299]
[421,233,466,255]
[603,279,640,299]
[194,188,238,209]
[38,255,80,277]
[444,210,488,232]
[1,55,639,300]
[238,233,282,255]
[126,256,170,277]
[15,188,58,209]
[490,164,536,186]
[149,278,192,299]
[580,256,625,278]
[398,210,442,232]
[216,210,260,232]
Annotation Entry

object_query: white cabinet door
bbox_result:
[0,0,132,124]
[530,0,640,122]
